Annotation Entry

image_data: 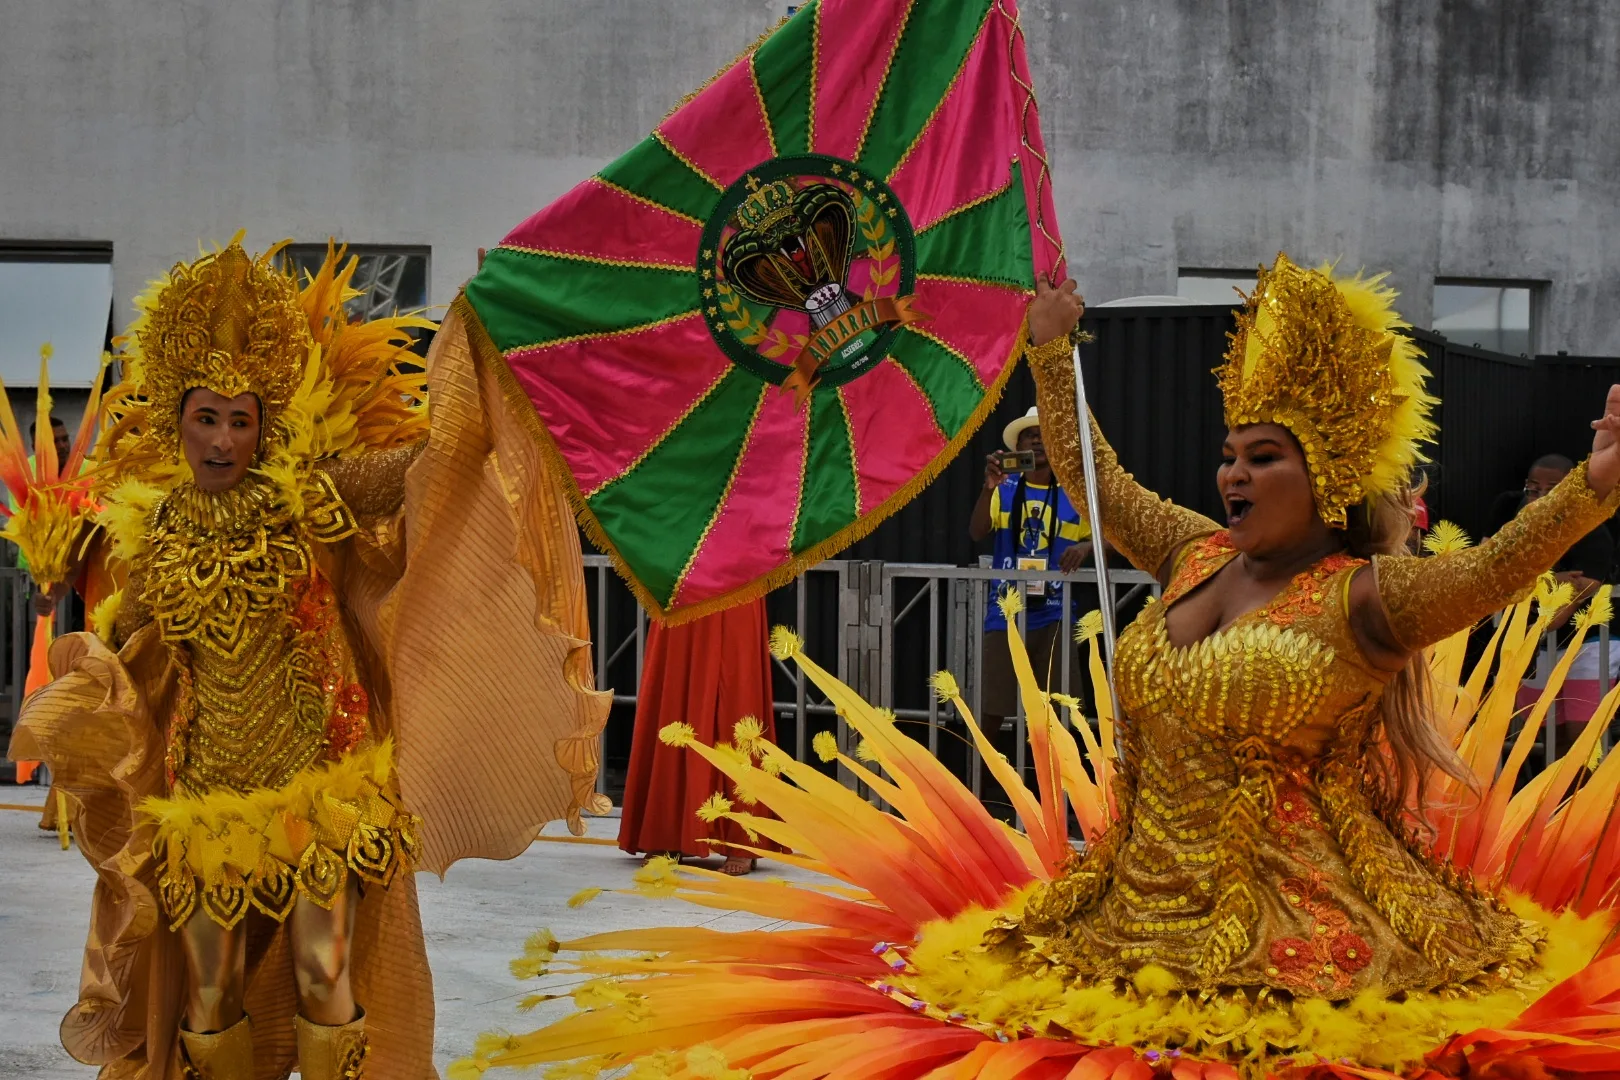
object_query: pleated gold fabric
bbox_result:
[8,305,611,1079]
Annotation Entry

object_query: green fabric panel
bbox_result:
[597,134,723,223]
[913,164,1035,291]
[888,329,984,437]
[466,247,695,353]
[587,370,764,606]
[752,0,817,156]
[856,0,992,178]
[792,389,858,552]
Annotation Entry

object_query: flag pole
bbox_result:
[1069,341,1123,731]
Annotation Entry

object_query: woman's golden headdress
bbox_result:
[1217,253,1436,527]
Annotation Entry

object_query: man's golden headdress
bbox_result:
[94,235,432,526]
[128,239,309,458]
[1217,254,1436,528]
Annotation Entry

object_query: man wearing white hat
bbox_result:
[969,406,1093,770]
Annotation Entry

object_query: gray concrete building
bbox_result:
[2,0,1617,387]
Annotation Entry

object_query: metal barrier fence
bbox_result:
[583,556,1620,801]
[1,558,1610,791]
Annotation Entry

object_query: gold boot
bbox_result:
[178,1014,254,1079]
[295,1009,369,1079]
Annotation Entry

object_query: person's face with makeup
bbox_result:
[179,388,261,493]
[1217,423,1322,555]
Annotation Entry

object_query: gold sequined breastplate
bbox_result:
[140,476,366,794]
[1013,533,1533,998]
[1115,533,1382,750]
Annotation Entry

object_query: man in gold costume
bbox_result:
[9,239,611,1079]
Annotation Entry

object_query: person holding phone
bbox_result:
[968,406,1093,749]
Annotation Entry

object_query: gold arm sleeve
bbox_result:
[114,565,153,648]
[1374,460,1620,651]
[1025,334,1221,577]
[317,442,425,520]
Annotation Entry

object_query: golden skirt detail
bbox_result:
[142,739,421,930]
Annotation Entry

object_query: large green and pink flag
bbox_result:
[460,0,1064,622]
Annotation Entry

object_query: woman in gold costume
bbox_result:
[454,255,1620,1080]
[10,239,610,1080]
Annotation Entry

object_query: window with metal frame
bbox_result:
[1432,280,1536,356]
[0,241,115,387]
[1175,270,1255,307]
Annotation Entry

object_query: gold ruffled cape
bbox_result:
[456,582,1620,1080]
[8,305,610,1080]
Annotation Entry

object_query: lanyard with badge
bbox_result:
[1013,479,1058,601]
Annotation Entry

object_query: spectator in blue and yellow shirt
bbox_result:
[969,406,1093,733]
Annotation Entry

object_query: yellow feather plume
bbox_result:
[658,722,697,748]
[768,626,803,660]
[1423,520,1472,555]
[697,793,733,822]
[89,588,123,643]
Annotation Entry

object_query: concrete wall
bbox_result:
[3,0,1617,353]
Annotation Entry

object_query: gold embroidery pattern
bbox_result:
[1163,531,1238,605]
[146,475,363,794]
[1266,872,1370,994]
[1316,756,1530,983]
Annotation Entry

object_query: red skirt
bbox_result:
[617,598,783,858]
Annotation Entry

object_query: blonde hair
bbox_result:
[1342,480,1472,811]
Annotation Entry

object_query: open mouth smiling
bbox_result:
[1226,496,1253,527]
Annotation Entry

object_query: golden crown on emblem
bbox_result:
[735,175,797,233]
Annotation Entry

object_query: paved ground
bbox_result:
[0,783,809,1078]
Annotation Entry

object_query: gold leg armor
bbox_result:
[295,1009,369,1080]
[178,1014,254,1080]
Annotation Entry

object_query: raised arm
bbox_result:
[1024,329,1219,581]
[1373,461,1620,651]
[317,442,425,520]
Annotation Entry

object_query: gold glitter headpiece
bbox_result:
[1217,253,1436,527]
[128,240,309,458]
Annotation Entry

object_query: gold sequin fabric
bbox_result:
[1025,334,1220,579]
[138,474,362,792]
[1375,461,1620,651]
[1011,535,1537,996]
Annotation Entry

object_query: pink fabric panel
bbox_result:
[911,276,1031,386]
[672,386,808,605]
[811,0,912,160]
[659,60,775,188]
[506,313,730,497]
[502,179,703,267]
[841,359,947,515]
[887,18,1017,228]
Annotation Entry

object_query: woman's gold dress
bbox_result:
[1004,340,1620,1000]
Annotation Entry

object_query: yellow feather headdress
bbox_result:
[1217,253,1436,527]
[94,234,434,557]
